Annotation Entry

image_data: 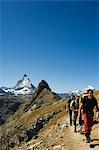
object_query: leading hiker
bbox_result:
[78,89,99,143]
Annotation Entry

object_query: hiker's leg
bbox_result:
[83,113,89,135]
[69,110,72,125]
[80,116,84,134]
[80,125,83,134]
[73,112,77,132]
[75,113,78,132]
[74,118,77,132]
[87,114,93,135]
[83,114,91,143]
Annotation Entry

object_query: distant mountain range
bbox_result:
[58,85,95,99]
[0,74,95,98]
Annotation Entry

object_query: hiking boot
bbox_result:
[74,130,77,133]
[80,130,83,134]
[74,126,77,132]
[80,127,83,134]
[86,137,90,143]
[86,135,90,143]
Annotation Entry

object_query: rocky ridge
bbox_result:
[0,80,62,150]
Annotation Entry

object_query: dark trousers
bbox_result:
[73,111,78,132]
[69,109,72,125]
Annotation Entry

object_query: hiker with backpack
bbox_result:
[68,95,75,126]
[70,95,79,132]
[78,89,99,143]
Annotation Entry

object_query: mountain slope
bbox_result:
[0,80,62,150]
[18,90,99,150]
[20,115,99,150]
[0,96,21,125]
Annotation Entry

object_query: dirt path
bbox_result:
[20,116,99,150]
[62,116,99,150]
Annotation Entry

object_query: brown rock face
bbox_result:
[36,80,51,94]
[24,80,59,111]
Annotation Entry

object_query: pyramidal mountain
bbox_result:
[2,74,36,96]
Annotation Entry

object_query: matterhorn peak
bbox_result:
[9,74,36,95]
[14,74,35,90]
[22,74,30,81]
[23,74,29,80]
[22,74,31,85]
[1,74,36,96]
[23,74,28,77]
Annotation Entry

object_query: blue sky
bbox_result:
[0,1,99,92]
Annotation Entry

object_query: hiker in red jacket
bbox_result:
[78,89,99,143]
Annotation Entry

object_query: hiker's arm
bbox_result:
[70,107,78,112]
[70,105,78,112]
[77,96,83,118]
[95,100,99,118]
[77,103,83,119]
[73,109,78,112]
[96,101,99,112]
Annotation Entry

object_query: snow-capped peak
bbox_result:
[14,74,32,90]
[2,74,36,96]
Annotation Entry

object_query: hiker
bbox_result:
[68,95,75,126]
[70,95,79,132]
[78,89,99,143]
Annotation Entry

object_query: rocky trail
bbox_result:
[19,116,99,150]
